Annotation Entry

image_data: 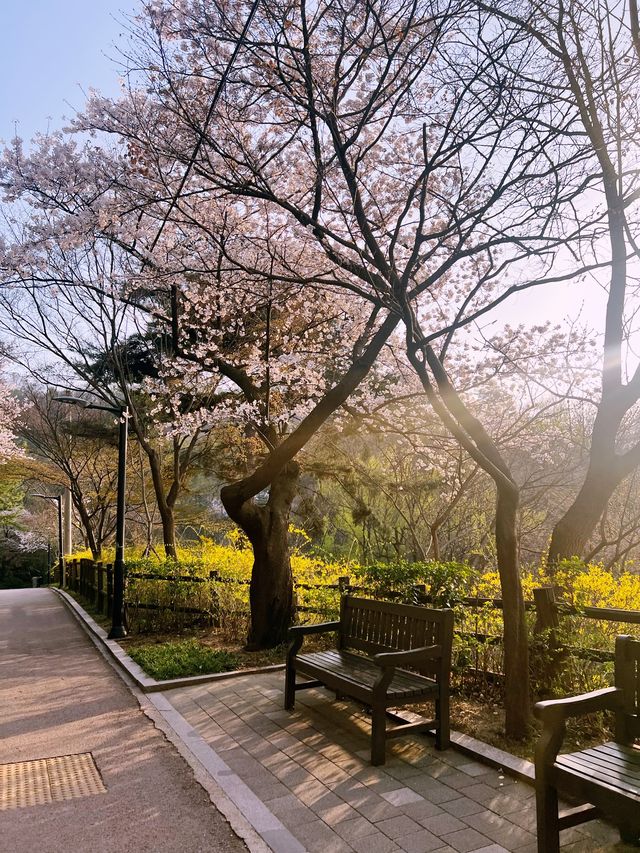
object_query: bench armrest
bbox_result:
[373,644,442,669]
[534,687,625,768]
[534,687,624,726]
[288,621,340,639]
[287,620,340,660]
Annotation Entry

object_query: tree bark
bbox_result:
[547,460,620,566]
[222,462,300,649]
[74,498,101,561]
[406,341,531,738]
[496,481,530,739]
[146,446,178,559]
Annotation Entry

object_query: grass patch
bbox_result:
[128,639,240,680]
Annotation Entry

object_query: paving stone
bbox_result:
[386,762,428,781]
[292,818,353,852]
[355,793,404,822]
[401,800,445,822]
[264,793,317,823]
[462,809,536,849]
[396,829,452,853]
[440,827,493,853]
[259,827,307,853]
[273,762,315,788]
[374,814,425,840]
[420,813,467,835]
[467,846,510,853]
[291,777,333,806]
[440,798,487,819]
[246,778,291,801]
[356,768,411,793]
[310,759,351,786]
[432,769,485,790]
[381,787,425,807]
[502,806,536,833]
[268,731,301,750]
[459,783,522,814]
[332,777,373,805]
[350,834,402,853]
[574,820,620,845]
[307,790,351,815]
[316,801,361,825]
[457,762,489,777]
[406,777,461,804]
[333,815,379,842]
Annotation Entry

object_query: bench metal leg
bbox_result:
[536,776,560,853]
[371,707,386,766]
[284,661,296,710]
[435,693,450,750]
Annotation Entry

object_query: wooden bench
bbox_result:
[284,595,454,765]
[534,634,640,852]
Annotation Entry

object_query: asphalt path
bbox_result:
[0,588,248,853]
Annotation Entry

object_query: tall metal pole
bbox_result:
[55,495,64,589]
[63,488,73,556]
[109,407,129,639]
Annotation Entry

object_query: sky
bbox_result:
[0,1,138,145]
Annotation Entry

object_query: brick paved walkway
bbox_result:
[165,672,634,853]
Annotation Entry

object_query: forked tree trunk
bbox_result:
[495,481,530,738]
[222,462,300,649]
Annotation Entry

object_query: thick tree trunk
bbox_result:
[159,507,177,560]
[146,447,179,559]
[405,342,531,739]
[73,494,101,561]
[495,481,530,738]
[222,462,300,649]
[547,418,632,573]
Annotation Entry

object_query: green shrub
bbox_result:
[128,639,240,680]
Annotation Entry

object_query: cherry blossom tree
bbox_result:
[477,0,640,568]
[74,0,592,734]
[0,128,388,647]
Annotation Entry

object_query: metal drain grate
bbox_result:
[0,752,106,810]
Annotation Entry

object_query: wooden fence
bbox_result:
[60,560,640,683]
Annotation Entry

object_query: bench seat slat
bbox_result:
[296,650,437,699]
[556,743,640,797]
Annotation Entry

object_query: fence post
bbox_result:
[338,576,350,595]
[106,564,113,618]
[93,561,100,607]
[97,562,104,612]
[534,586,560,633]
[533,586,563,690]
[209,570,220,627]
[80,558,87,598]
[412,583,426,605]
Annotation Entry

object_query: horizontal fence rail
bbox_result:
[60,560,640,683]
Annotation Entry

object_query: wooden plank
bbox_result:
[557,754,640,795]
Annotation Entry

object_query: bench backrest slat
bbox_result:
[339,596,453,677]
[615,635,640,743]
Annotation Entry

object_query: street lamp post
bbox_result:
[32,494,64,587]
[54,395,129,639]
